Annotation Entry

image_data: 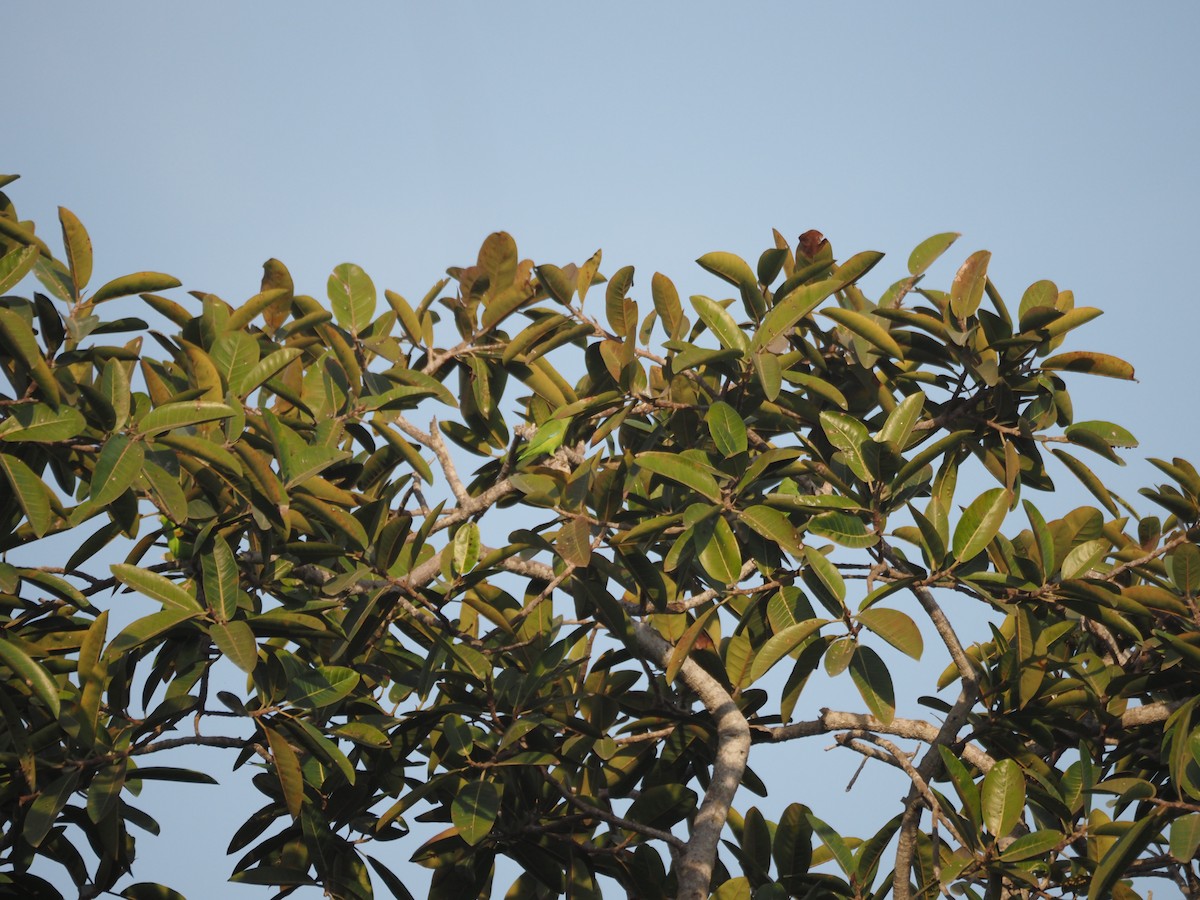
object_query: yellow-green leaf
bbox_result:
[91,271,181,304]
[1041,350,1135,380]
[952,488,1011,562]
[0,451,53,537]
[690,295,748,353]
[950,250,991,319]
[908,232,960,277]
[90,435,145,506]
[856,608,923,660]
[110,563,203,612]
[706,401,747,457]
[637,451,722,502]
[981,759,1026,837]
[210,620,257,673]
[699,516,741,584]
[820,307,903,359]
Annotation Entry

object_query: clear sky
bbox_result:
[7,3,1200,897]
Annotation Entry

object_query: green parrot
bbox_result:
[518,418,570,464]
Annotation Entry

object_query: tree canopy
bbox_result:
[1,172,1199,900]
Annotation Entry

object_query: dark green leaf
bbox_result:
[848,646,895,723]
[0,637,61,719]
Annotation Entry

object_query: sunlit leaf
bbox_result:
[952,488,1011,562]
[982,759,1026,837]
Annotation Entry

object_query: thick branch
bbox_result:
[632,621,749,900]
[893,688,979,900]
[753,709,994,772]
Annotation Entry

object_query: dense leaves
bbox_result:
[1,174,1198,900]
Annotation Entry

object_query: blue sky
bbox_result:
[8,3,1200,896]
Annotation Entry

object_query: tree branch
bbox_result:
[631,620,749,900]
[752,709,994,772]
[540,768,686,853]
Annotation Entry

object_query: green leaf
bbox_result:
[91,271,181,304]
[1041,350,1135,380]
[58,206,93,293]
[750,619,828,683]
[773,803,814,892]
[1089,809,1166,899]
[1052,449,1119,516]
[856,608,923,660]
[1018,279,1058,327]
[210,331,260,393]
[637,451,722,502]
[908,232,960,276]
[90,434,145,506]
[710,878,751,900]
[1035,306,1103,340]
[452,780,500,846]
[699,516,741,584]
[23,770,80,847]
[453,521,482,574]
[106,607,201,657]
[287,665,359,709]
[0,451,53,537]
[264,727,305,818]
[820,307,903,359]
[950,250,991,319]
[210,620,257,673]
[938,746,982,833]
[651,272,684,339]
[877,392,925,448]
[666,602,723,683]
[110,564,203,611]
[738,505,802,556]
[820,410,874,483]
[848,646,895,723]
[1000,829,1062,862]
[137,401,235,438]
[0,244,39,294]
[697,251,757,290]
[537,263,576,306]
[0,403,85,442]
[1169,812,1200,862]
[120,884,188,900]
[328,262,377,335]
[752,349,782,401]
[782,370,848,409]
[1023,499,1056,580]
[981,758,1026,837]
[201,535,240,621]
[0,307,60,405]
[1060,538,1108,580]
[689,294,748,353]
[808,511,876,549]
[806,813,856,878]
[706,401,747,457]
[1066,420,1138,448]
[803,546,846,607]
[556,516,592,567]
[952,488,1011,562]
[0,637,61,719]
[752,278,839,352]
